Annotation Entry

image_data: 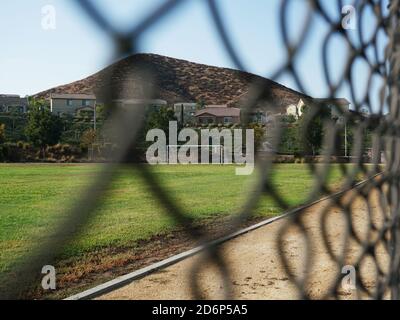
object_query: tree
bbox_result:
[95,104,109,120]
[248,123,266,151]
[146,107,177,133]
[297,105,331,156]
[25,103,63,157]
[280,114,297,124]
[0,124,6,161]
[27,97,50,111]
[279,124,300,154]
[196,100,206,110]
[0,124,5,144]
[80,128,97,148]
[135,106,177,156]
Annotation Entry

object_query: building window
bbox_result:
[67,99,73,106]
[224,117,232,124]
[82,99,89,106]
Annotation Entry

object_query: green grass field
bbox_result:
[0,163,351,272]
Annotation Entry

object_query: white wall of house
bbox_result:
[286,99,305,119]
[286,104,298,118]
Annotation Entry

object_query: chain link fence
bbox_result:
[0,0,399,299]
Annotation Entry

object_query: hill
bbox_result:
[34,53,310,112]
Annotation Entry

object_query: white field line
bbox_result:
[65,172,383,300]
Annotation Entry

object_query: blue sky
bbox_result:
[0,0,389,111]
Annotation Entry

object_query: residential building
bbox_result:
[312,98,351,118]
[248,110,276,124]
[114,98,168,111]
[0,94,29,113]
[286,99,306,119]
[50,93,96,115]
[173,102,198,124]
[195,105,241,125]
[285,98,351,119]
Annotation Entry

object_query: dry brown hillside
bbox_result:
[34,53,310,112]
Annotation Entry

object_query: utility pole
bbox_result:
[93,100,97,132]
[180,104,184,125]
[337,115,348,157]
[344,120,347,157]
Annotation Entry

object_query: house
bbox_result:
[113,98,168,116]
[285,98,351,119]
[173,102,197,125]
[114,98,167,111]
[286,99,306,119]
[0,94,29,113]
[50,93,96,115]
[313,98,351,118]
[195,105,241,125]
[248,110,277,124]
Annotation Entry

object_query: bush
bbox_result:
[0,124,5,144]
[274,155,295,163]
[80,129,97,149]
[0,145,6,162]
[0,142,83,163]
[2,143,23,162]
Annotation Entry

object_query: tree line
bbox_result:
[0,99,373,162]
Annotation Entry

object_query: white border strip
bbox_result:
[65,172,382,300]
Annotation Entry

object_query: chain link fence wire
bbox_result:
[0,0,399,299]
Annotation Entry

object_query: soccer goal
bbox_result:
[167,144,228,164]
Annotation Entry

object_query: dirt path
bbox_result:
[99,188,389,300]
